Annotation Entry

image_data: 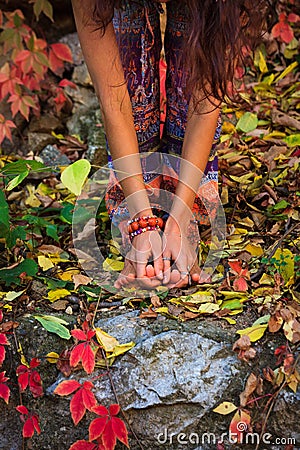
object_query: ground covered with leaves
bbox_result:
[0,1,299,449]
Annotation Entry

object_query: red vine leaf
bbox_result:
[54,380,81,396]
[0,371,10,404]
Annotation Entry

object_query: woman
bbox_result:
[71,0,267,288]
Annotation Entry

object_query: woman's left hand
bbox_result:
[161,219,201,288]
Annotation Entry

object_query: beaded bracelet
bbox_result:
[128,215,164,241]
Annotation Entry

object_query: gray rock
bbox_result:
[72,63,93,87]
[65,84,98,113]
[28,132,57,153]
[269,390,300,445]
[29,114,63,133]
[39,144,71,166]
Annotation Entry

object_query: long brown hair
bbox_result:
[92,0,270,105]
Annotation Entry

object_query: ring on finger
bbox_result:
[163,256,172,261]
[187,265,192,285]
[180,271,189,277]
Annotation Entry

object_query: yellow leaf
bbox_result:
[198,303,220,314]
[259,273,274,286]
[189,291,214,303]
[155,307,169,314]
[275,61,298,83]
[222,121,236,134]
[273,248,294,284]
[286,373,298,393]
[237,324,268,342]
[107,342,135,358]
[46,352,60,363]
[47,288,70,302]
[95,328,119,352]
[38,255,54,271]
[103,258,124,272]
[244,243,264,257]
[223,317,237,324]
[4,290,25,301]
[58,269,80,281]
[258,50,268,73]
[213,401,237,415]
[25,184,41,208]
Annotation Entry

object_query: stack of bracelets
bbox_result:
[128,215,164,241]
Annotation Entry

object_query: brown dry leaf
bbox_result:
[38,244,64,254]
[50,300,69,311]
[150,295,162,308]
[73,218,97,242]
[271,109,300,130]
[268,312,284,333]
[240,373,258,407]
[233,335,257,362]
[139,307,158,319]
[73,273,92,289]
[167,303,184,317]
[263,367,275,383]
[182,311,200,320]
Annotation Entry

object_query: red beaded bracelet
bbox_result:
[128,215,164,241]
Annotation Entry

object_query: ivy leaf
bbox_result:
[0,259,38,286]
[213,401,238,415]
[34,315,71,340]
[236,112,258,133]
[61,160,91,196]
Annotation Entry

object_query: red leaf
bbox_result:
[30,358,40,368]
[70,390,86,425]
[229,410,251,444]
[48,49,65,75]
[70,342,85,368]
[89,417,107,441]
[82,385,97,412]
[272,21,294,43]
[58,79,77,89]
[111,417,129,447]
[32,414,41,434]
[0,311,3,322]
[16,405,28,415]
[0,333,9,346]
[82,344,95,374]
[17,371,29,392]
[29,371,43,398]
[50,43,73,63]
[0,382,10,404]
[233,277,248,292]
[287,13,299,23]
[109,404,120,416]
[69,441,96,450]
[102,420,117,450]
[71,329,88,341]
[93,405,109,416]
[54,380,81,396]
[0,346,6,365]
[228,260,243,275]
[23,417,35,438]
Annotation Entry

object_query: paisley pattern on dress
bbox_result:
[105,0,222,233]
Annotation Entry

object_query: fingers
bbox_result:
[162,255,172,284]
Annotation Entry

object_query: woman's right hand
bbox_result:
[118,230,164,288]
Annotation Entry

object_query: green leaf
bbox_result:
[46,224,59,242]
[1,160,46,175]
[273,200,289,211]
[0,259,38,286]
[0,190,9,229]
[6,171,29,191]
[236,112,258,133]
[61,160,91,196]
[284,134,300,147]
[34,315,71,339]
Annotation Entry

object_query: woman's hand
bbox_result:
[161,217,200,288]
[115,230,164,289]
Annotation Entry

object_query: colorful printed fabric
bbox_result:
[105,0,222,232]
